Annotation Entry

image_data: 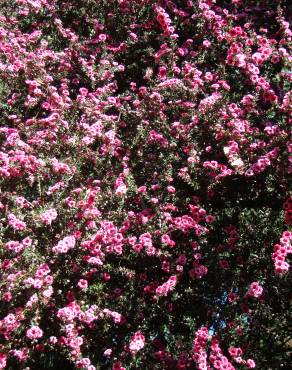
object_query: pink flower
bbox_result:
[203,40,211,48]
[40,208,58,225]
[103,348,112,357]
[246,359,256,368]
[52,235,76,254]
[156,276,177,296]
[167,186,176,193]
[7,213,26,231]
[26,326,43,340]
[228,347,243,357]
[205,215,215,223]
[0,353,7,369]
[77,279,88,289]
[49,336,58,344]
[129,331,145,353]
[137,186,147,193]
[246,282,263,298]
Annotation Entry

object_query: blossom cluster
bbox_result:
[0,0,290,369]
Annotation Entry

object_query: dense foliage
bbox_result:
[0,0,291,369]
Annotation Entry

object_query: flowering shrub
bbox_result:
[0,0,291,369]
